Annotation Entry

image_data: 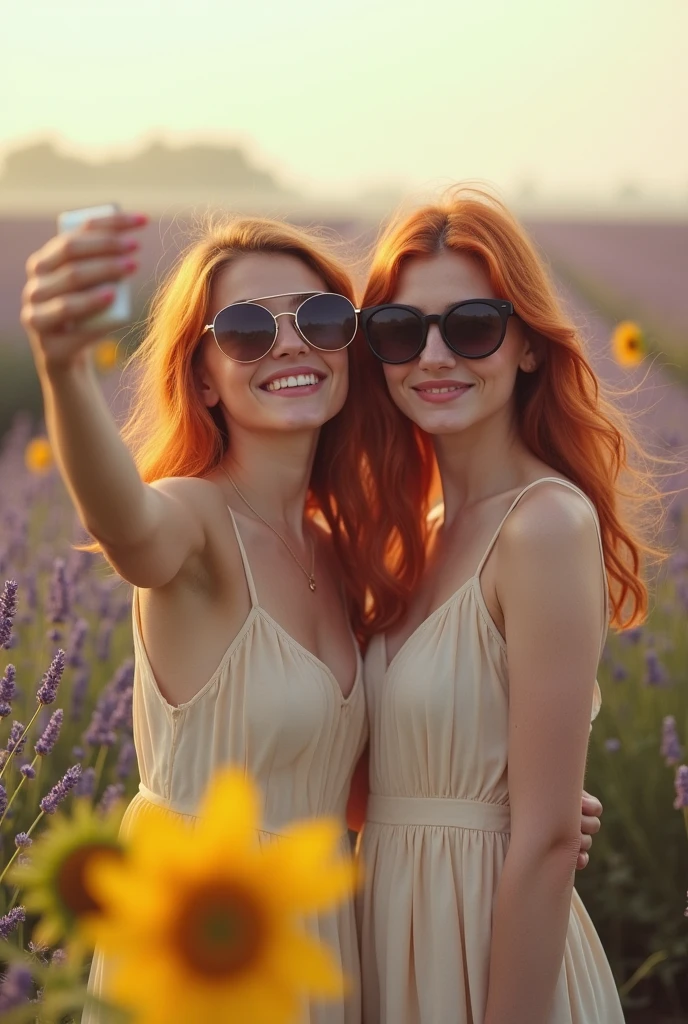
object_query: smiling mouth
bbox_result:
[413,383,473,394]
[261,372,324,393]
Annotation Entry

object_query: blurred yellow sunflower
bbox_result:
[86,769,357,1024]
[611,320,645,367]
[24,436,53,475]
[10,798,126,952]
[93,339,120,373]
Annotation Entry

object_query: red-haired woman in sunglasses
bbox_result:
[20,207,603,1024]
[354,188,654,1023]
[20,212,382,1024]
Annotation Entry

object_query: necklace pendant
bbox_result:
[309,577,316,592]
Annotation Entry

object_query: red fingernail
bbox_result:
[100,288,116,302]
[129,213,148,226]
[122,238,140,252]
[120,258,139,272]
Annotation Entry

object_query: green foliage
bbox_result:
[576,538,688,1016]
[0,341,43,438]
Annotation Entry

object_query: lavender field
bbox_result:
[0,214,687,1020]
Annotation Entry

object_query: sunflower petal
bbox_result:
[268,927,347,997]
[196,767,260,850]
[263,820,358,913]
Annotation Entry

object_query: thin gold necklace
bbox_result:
[218,465,316,592]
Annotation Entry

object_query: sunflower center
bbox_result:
[57,843,124,917]
[627,338,638,350]
[174,881,267,978]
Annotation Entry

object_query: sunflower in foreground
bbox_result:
[86,769,357,1024]
[611,320,645,367]
[93,339,120,373]
[10,797,126,953]
[24,436,53,475]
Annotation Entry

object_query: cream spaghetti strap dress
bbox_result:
[84,509,367,1024]
[358,477,624,1024]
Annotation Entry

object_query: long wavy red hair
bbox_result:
[358,187,664,629]
[114,215,401,640]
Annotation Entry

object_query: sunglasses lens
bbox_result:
[444,302,504,357]
[212,303,276,362]
[296,293,357,350]
[365,307,423,363]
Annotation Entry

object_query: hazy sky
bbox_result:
[3,0,686,200]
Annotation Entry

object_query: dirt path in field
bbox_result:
[555,280,688,508]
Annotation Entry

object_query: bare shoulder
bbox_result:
[150,474,226,518]
[499,481,601,570]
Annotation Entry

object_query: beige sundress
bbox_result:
[358,477,625,1024]
[84,509,367,1024]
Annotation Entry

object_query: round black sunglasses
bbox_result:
[360,299,515,364]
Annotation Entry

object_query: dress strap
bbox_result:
[474,477,609,637]
[227,507,259,609]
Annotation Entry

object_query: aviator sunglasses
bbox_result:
[203,291,358,364]
[360,299,515,364]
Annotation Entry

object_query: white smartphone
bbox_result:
[57,202,132,329]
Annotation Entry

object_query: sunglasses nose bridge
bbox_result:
[271,310,309,352]
[420,320,456,365]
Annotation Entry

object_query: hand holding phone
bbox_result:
[57,202,133,329]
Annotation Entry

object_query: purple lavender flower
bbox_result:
[74,766,96,799]
[0,579,18,649]
[40,763,82,814]
[46,628,62,643]
[0,963,32,1012]
[36,649,66,705]
[6,720,27,757]
[47,558,70,624]
[71,745,85,760]
[674,765,688,810]
[0,905,26,939]
[669,550,688,574]
[14,832,32,849]
[622,626,643,645]
[66,618,88,668]
[19,763,36,780]
[70,669,90,723]
[35,708,64,757]
[96,619,114,661]
[612,664,628,682]
[110,687,133,733]
[0,781,7,817]
[98,783,125,815]
[0,580,17,620]
[112,659,134,693]
[0,702,10,718]
[116,738,136,780]
[645,649,668,687]
[605,738,621,753]
[28,941,49,963]
[0,663,16,702]
[661,716,683,766]
[84,705,117,749]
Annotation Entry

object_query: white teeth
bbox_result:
[427,386,460,394]
[265,373,319,392]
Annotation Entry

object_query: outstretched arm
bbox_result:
[21,212,207,589]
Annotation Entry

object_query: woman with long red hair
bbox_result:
[20,211,378,1024]
[355,188,651,1023]
[20,202,604,1023]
